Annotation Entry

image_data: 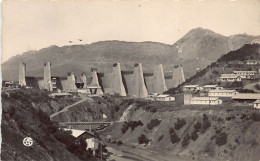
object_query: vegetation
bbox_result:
[174,118,186,130]
[169,128,180,144]
[147,119,161,130]
[201,114,211,133]
[182,134,190,147]
[121,120,143,133]
[138,134,149,144]
[215,132,228,147]
[2,89,98,161]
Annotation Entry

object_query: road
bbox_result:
[50,97,91,119]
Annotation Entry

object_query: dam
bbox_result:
[21,62,185,96]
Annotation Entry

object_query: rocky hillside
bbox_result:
[101,99,260,161]
[2,28,259,81]
[166,43,260,94]
[1,89,98,161]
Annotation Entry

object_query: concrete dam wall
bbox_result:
[22,62,185,97]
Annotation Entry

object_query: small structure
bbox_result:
[253,100,260,109]
[219,74,242,82]
[183,85,202,91]
[154,94,175,101]
[203,85,223,91]
[190,97,222,105]
[208,89,237,98]
[147,93,159,99]
[232,71,258,79]
[232,93,260,103]
[245,60,258,65]
[184,93,193,105]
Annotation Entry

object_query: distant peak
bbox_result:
[188,27,215,34]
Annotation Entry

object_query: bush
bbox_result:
[250,112,260,122]
[201,114,211,133]
[117,140,123,146]
[194,122,202,132]
[121,120,143,133]
[182,134,190,147]
[169,128,180,144]
[174,118,186,130]
[138,134,149,144]
[215,132,228,147]
[191,130,198,141]
[147,119,161,130]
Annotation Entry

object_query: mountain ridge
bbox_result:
[2,28,259,81]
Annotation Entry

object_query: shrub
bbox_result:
[191,130,198,141]
[138,134,149,144]
[194,122,202,132]
[201,114,211,133]
[147,119,161,130]
[121,120,143,133]
[169,128,180,144]
[215,132,228,147]
[250,112,260,122]
[182,134,190,147]
[117,140,123,146]
[174,118,186,130]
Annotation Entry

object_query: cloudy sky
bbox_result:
[2,0,260,62]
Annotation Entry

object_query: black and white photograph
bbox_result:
[1,0,260,160]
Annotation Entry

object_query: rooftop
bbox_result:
[233,71,258,73]
[220,74,241,79]
[184,85,200,88]
[232,93,260,100]
[209,90,236,93]
[191,97,220,101]
[155,94,173,98]
[203,85,218,88]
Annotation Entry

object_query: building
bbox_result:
[154,94,175,101]
[253,100,260,109]
[232,93,260,103]
[183,85,202,91]
[245,60,258,65]
[208,89,237,97]
[219,74,242,82]
[232,71,258,79]
[190,97,222,105]
[184,93,193,105]
[203,85,223,91]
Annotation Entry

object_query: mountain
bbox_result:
[2,28,259,81]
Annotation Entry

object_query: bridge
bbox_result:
[59,122,112,126]
[59,121,112,132]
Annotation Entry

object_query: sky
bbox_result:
[2,0,260,62]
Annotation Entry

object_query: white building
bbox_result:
[154,94,175,101]
[219,74,242,82]
[208,89,237,97]
[190,97,222,105]
[253,100,260,109]
[203,85,223,91]
[245,60,258,65]
[232,71,258,79]
[183,85,202,91]
[232,93,260,103]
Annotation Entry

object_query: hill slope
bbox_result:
[2,28,259,81]
[166,43,260,94]
[1,89,98,161]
